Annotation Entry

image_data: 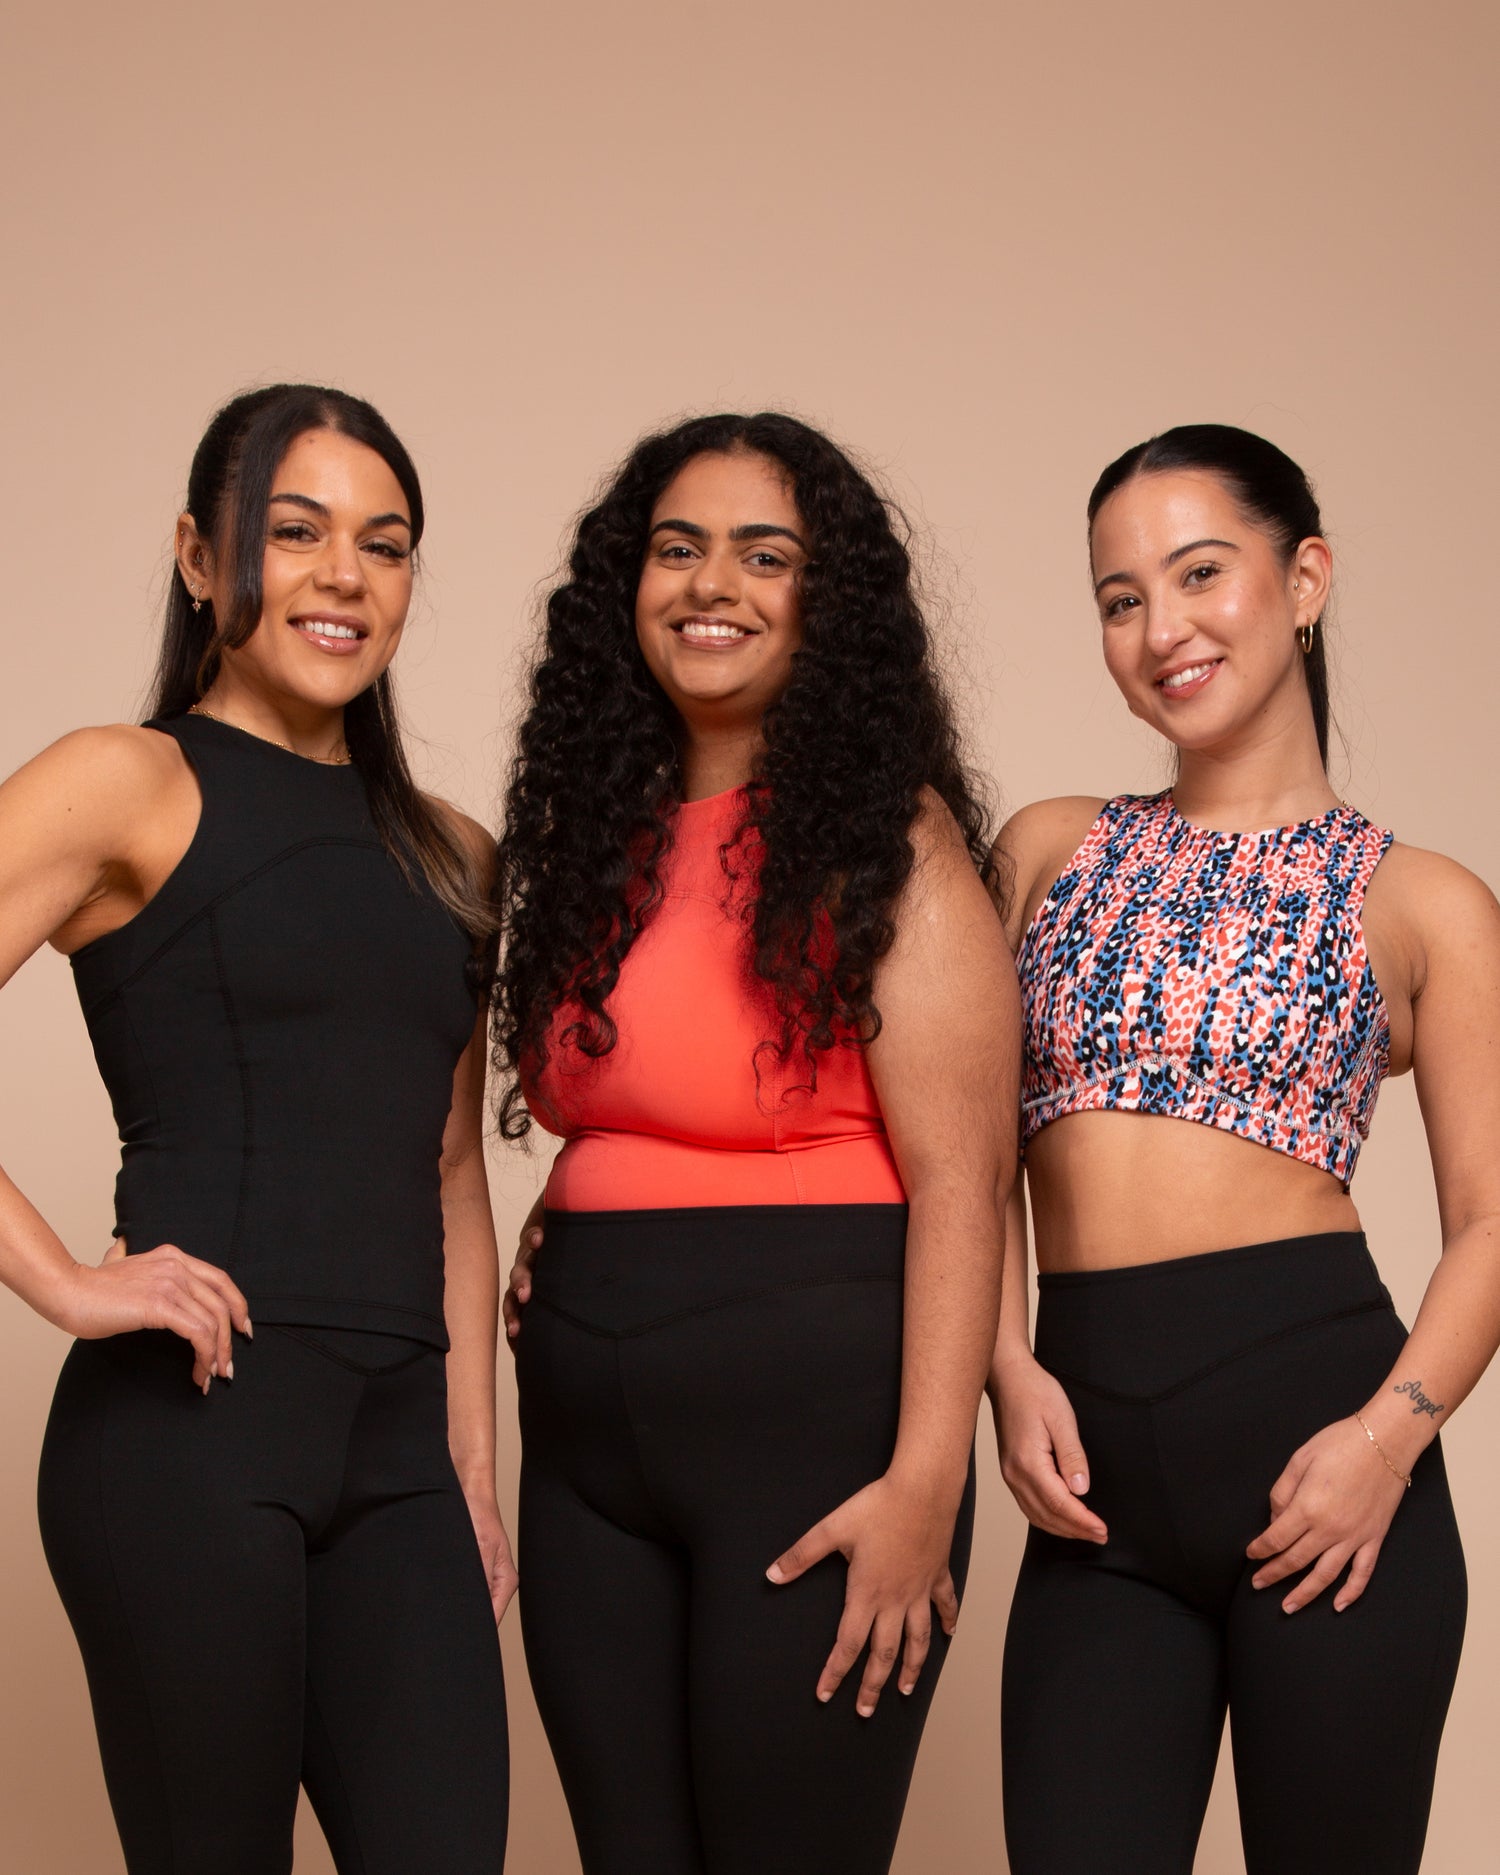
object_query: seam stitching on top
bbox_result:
[208,905,253,1280]
[87,838,386,1014]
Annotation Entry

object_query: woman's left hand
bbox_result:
[466,1492,520,1625]
[767,1472,961,1715]
[1246,1416,1411,1613]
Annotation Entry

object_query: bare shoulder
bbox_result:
[1,724,182,833]
[424,794,497,883]
[1372,839,1500,972]
[989,796,1107,943]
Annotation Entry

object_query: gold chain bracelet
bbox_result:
[1355,1412,1413,1489]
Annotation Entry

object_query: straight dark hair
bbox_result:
[152,384,490,938]
[1087,424,1334,766]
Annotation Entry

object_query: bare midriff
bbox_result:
[1026,1110,1362,1273]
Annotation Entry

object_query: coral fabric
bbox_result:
[524,788,905,1210]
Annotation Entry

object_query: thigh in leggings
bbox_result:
[38,1324,508,1875]
[1002,1234,1466,1875]
[518,1204,974,1875]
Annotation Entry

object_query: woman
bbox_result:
[5,385,512,1873]
[492,412,1016,1874]
[992,424,1495,1873]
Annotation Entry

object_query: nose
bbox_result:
[1144,597,1194,659]
[685,545,740,607]
[313,534,366,597]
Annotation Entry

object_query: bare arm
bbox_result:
[1249,851,1500,1610]
[768,793,1018,1712]
[0,728,248,1387]
[440,1010,519,1622]
[429,804,517,1621]
[984,798,1110,1542]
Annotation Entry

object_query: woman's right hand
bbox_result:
[56,1240,252,1394]
[992,1353,1108,1543]
[502,1195,545,1351]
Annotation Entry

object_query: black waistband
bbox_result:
[1034,1232,1395,1401]
[535,1204,908,1337]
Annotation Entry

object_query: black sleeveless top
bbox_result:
[69,714,478,1348]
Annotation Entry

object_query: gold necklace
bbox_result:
[189,703,352,766]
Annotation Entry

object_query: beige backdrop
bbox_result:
[2,1,1495,1869]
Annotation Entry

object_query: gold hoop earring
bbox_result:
[1297,622,1315,654]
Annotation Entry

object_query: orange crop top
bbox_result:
[522,787,906,1210]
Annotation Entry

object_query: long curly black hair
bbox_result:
[490,412,995,1140]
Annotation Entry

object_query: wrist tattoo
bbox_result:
[1392,1378,1444,1419]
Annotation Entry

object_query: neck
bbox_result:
[677,719,763,804]
[198,671,349,764]
[1170,695,1335,833]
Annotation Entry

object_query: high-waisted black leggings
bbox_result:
[38,1323,509,1875]
[517,1204,975,1875]
[1002,1232,1466,1875]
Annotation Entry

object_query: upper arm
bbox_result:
[440,1010,491,1181]
[0,726,175,984]
[866,792,1020,1199]
[990,796,1107,952]
[1404,851,1500,1238]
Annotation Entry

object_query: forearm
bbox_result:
[441,1161,502,1498]
[0,1161,85,1327]
[987,1177,1032,1393]
[1359,1216,1500,1473]
[889,1176,1004,1507]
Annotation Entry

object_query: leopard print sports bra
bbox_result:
[1017,792,1394,1187]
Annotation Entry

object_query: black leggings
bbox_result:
[517,1204,975,1875]
[38,1323,509,1875]
[1002,1233,1466,1875]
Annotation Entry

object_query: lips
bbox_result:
[672,615,755,643]
[1156,658,1222,699]
[291,615,369,652]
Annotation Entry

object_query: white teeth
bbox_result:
[680,620,746,640]
[302,621,360,639]
[1161,661,1216,690]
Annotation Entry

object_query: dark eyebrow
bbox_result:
[1093,537,1240,596]
[269,492,411,531]
[648,518,807,550]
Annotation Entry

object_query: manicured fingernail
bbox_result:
[225,1361,235,1382]
[1070,1474,1088,1492]
[1334,1602,1347,1613]
[899,1682,914,1695]
[244,1321,254,1339]
[817,1689,832,1704]
[201,1377,211,1396]
[766,1564,785,1584]
[1283,1600,1298,1614]
[857,1704,874,1718]
[209,1363,218,1379]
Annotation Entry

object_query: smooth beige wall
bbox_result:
[2,2,1495,1868]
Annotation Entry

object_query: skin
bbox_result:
[506,446,1017,1711]
[989,467,1500,1615]
[0,426,516,1621]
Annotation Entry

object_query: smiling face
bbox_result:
[1089,469,1331,756]
[634,448,807,737]
[179,426,415,715]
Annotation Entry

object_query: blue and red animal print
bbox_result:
[1018,793,1394,1186]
